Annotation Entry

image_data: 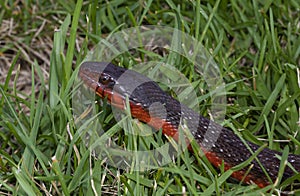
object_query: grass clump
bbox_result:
[0,0,299,195]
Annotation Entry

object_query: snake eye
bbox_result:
[99,74,110,85]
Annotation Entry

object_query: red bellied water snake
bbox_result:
[79,61,300,188]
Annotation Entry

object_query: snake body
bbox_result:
[79,61,300,187]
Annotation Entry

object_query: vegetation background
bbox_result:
[0,0,299,195]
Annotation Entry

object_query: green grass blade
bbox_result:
[64,0,83,87]
[254,74,286,133]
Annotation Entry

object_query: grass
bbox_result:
[0,0,300,195]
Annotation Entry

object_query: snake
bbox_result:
[79,61,300,188]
